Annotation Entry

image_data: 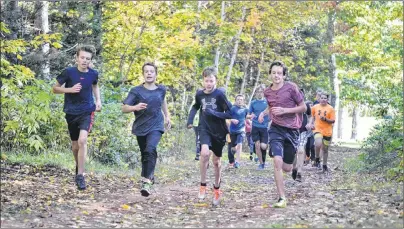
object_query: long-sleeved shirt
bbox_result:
[187,88,232,143]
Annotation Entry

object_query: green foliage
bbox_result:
[360,117,403,181]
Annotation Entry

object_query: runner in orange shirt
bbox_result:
[307,92,335,173]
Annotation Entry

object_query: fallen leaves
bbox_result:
[1,147,403,228]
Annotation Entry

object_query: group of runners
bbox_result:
[53,45,335,208]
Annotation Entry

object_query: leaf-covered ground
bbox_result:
[1,146,403,228]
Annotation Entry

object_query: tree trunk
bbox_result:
[351,105,359,140]
[327,5,340,138]
[240,28,254,95]
[337,102,343,139]
[92,1,103,66]
[214,1,226,74]
[4,1,19,40]
[224,5,246,91]
[35,1,50,80]
[248,42,266,106]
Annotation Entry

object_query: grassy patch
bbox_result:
[2,150,139,176]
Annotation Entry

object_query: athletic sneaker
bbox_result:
[257,164,265,170]
[212,188,222,206]
[141,181,153,197]
[322,165,329,173]
[303,156,310,166]
[198,185,207,199]
[249,153,253,161]
[234,162,240,168]
[75,174,86,190]
[228,162,235,168]
[195,153,200,161]
[273,197,287,208]
[314,161,321,170]
[295,173,302,182]
[292,169,297,180]
[254,155,259,163]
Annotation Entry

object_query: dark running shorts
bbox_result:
[268,124,299,164]
[251,126,268,144]
[199,130,225,157]
[65,112,94,141]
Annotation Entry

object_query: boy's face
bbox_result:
[270,65,285,84]
[76,51,92,70]
[143,65,157,83]
[236,96,244,106]
[255,89,264,99]
[320,95,328,105]
[203,75,216,92]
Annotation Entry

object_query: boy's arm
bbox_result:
[187,94,201,128]
[52,69,81,94]
[204,93,232,119]
[92,84,102,111]
[162,98,171,129]
[52,81,81,94]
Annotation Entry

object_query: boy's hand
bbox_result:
[271,107,286,116]
[231,119,239,125]
[95,101,102,112]
[70,83,82,93]
[165,118,171,130]
[187,124,193,129]
[134,103,148,111]
[258,112,265,123]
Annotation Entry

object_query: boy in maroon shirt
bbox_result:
[258,61,306,208]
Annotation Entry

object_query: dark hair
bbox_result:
[202,66,217,79]
[235,94,244,99]
[269,60,288,76]
[320,92,329,98]
[142,62,158,74]
[76,45,96,59]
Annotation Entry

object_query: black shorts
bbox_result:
[251,126,268,144]
[268,124,299,164]
[65,112,94,141]
[230,132,245,147]
[199,130,225,157]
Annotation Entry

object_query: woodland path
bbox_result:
[1,146,403,228]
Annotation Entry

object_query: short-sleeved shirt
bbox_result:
[249,99,269,128]
[311,104,335,137]
[187,89,232,143]
[56,67,99,115]
[263,82,304,129]
[229,105,248,134]
[123,84,166,136]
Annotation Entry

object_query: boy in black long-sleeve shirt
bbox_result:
[187,67,232,206]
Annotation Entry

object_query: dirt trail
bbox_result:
[1,146,403,228]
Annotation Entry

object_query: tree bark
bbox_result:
[240,28,254,95]
[92,1,103,65]
[214,1,226,74]
[248,41,266,106]
[350,105,359,140]
[35,1,50,80]
[327,5,340,138]
[224,5,246,91]
[337,102,343,139]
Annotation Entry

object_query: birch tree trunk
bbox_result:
[224,5,246,91]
